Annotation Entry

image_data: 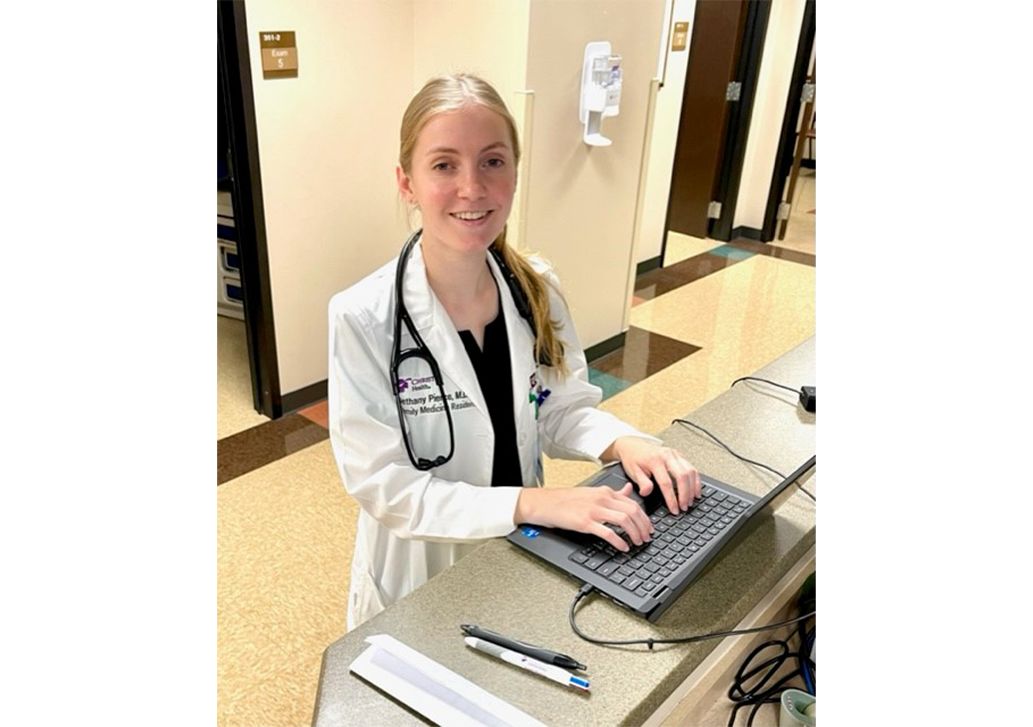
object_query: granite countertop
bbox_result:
[314,337,816,727]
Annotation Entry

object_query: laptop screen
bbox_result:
[751,455,816,515]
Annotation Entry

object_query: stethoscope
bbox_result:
[391,229,547,471]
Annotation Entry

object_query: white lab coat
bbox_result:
[328,240,658,629]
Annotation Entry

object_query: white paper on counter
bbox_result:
[349,634,547,727]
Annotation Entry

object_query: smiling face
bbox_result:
[396,103,517,258]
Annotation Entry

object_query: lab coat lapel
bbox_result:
[403,240,489,419]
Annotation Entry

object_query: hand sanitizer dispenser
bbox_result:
[580,41,622,147]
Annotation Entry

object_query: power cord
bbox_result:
[731,376,798,395]
[568,584,816,649]
[725,637,809,727]
[725,587,815,726]
[672,419,816,502]
[731,376,816,413]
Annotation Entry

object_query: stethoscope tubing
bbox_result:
[390,228,545,470]
[392,230,456,470]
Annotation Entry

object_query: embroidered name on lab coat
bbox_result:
[398,381,474,418]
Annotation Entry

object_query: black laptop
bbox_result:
[507,456,816,622]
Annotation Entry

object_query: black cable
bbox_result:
[726,639,809,727]
[672,419,785,479]
[730,376,799,396]
[672,418,816,502]
[725,578,816,725]
[729,694,783,727]
[722,582,814,725]
[568,585,817,649]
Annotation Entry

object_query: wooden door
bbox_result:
[666,0,749,238]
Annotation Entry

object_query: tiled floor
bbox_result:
[217,189,816,725]
[218,316,270,439]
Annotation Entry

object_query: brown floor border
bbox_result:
[591,326,702,382]
[727,239,816,267]
[217,413,329,486]
[636,240,815,304]
[634,251,742,302]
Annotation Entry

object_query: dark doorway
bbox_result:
[217,1,282,418]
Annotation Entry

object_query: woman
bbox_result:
[329,73,701,629]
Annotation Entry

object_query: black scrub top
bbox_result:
[457,288,522,488]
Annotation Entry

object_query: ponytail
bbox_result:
[492,226,568,377]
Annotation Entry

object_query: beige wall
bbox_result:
[413,0,530,94]
[635,0,697,265]
[411,0,666,349]
[243,0,415,394]
[524,0,666,347]
[242,0,665,396]
[411,0,533,251]
[733,0,806,231]
[409,0,661,346]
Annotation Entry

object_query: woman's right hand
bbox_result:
[513,484,654,553]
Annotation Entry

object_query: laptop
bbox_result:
[507,455,816,622]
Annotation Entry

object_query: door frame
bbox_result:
[760,0,816,243]
[218,0,282,418]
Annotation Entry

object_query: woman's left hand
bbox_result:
[604,436,702,515]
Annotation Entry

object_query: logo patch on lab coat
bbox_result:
[397,374,435,394]
[528,371,551,419]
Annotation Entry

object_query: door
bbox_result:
[218,0,282,417]
[666,0,750,238]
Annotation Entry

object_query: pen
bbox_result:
[460,624,586,671]
[464,637,590,691]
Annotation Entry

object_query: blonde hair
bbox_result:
[399,73,567,375]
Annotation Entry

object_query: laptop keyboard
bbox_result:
[567,485,750,600]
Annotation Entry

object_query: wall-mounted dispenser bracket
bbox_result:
[580,41,622,147]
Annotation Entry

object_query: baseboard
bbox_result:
[731,226,764,241]
[584,331,626,364]
[636,256,662,277]
[281,379,328,414]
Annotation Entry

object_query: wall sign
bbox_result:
[671,22,689,52]
[260,31,298,79]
